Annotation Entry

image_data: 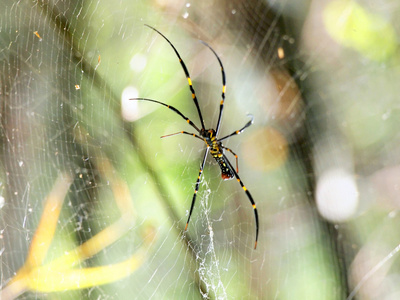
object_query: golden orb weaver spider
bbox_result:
[131,25,259,249]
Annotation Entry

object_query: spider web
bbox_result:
[1,0,400,299]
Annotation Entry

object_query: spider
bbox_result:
[131,25,259,249]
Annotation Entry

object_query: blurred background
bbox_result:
[1,0,400,299]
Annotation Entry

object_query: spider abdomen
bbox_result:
[203,129,234,180]
[212,152,234,180]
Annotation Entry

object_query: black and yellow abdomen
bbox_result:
[213,152,234,180]
[205,129,234,180]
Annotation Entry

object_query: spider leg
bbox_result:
[130,98,201,133]
[185,148,209,232]
[221,146,239,173]
[161,131,204,142]
[224,155,259,249]
[200,41,226,135]
[218,115,254,142]
[145,24,206,130]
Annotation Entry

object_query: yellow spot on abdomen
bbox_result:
[187,78,193,85]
